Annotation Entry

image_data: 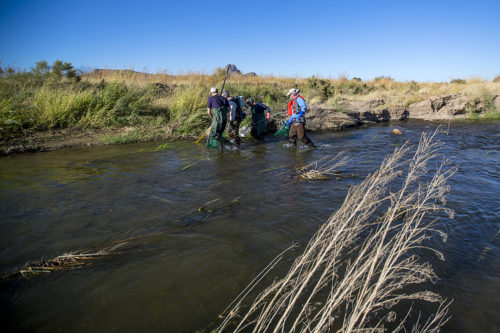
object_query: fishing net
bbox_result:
[274,121,290,136]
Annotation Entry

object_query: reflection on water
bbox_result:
[1,120,499,332]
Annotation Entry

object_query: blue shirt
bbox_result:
[295,97,306,114]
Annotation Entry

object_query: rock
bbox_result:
[245,72,257,77]
[407,94,470,119]
[438,94,469,115]
[494,95,500,112]
[225,64,242,76]
[392,128,403,135]
[408,99,433,118]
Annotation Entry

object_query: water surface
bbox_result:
[1,120,499,332]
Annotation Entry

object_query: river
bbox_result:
[1,120,499,332]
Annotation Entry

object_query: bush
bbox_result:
[450,78,466,84]
[493,75,500,83]
[306,76,333,102]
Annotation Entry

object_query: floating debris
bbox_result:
[296,152,349,180]
[392,128,403,135]
[198,196,241,212]
[3,243,127,279]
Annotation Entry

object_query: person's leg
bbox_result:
[288,123,298,146]
[207,108,222,148]
[297,124,315,148]
[234,122,241,144]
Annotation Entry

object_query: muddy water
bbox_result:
[1,120,499,332]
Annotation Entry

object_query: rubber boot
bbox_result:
[306,141,316,149]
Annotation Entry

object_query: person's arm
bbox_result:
[207,99,213,119]
[257,102,271,120]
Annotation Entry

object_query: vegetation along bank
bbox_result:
[1,61,499,155]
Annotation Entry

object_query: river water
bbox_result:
[1,120,499,332]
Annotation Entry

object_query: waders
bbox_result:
[206,106,228,148]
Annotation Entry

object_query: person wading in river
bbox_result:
[286,88,315,149]
[246,98,271,141]
[222,90,242,145]
[206,87,229,148]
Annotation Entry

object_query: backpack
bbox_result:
[233,96,245,121]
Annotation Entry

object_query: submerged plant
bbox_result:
[215,130,455,332]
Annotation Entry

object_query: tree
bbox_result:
[32,60,50,75]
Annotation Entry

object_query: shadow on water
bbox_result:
[1,120,499,332]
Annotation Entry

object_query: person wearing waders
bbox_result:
[206,87,229,148]
[246,98,270,140]
[222,90,242,145]
[286,88,315,148]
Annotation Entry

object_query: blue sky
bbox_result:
[1,0,499,81]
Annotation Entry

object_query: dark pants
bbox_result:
[251,112,266,140]
[289,122,312,145]
[227,120,241,144]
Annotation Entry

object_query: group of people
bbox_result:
[206,87,314,149]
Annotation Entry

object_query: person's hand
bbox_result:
[266,112,270,120]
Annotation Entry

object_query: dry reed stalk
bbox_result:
[2,196,241,280]
[1,242,127,279]
[216,130,455,333]
[296,152,350,180]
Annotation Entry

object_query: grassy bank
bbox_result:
[1,61,500,142]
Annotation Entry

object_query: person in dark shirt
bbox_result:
[206,87,229,148]
[245,98,270,140]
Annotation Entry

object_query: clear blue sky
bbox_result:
[1,0,499,81]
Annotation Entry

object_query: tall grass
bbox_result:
[216,131,455,332]
[1,61,499,139]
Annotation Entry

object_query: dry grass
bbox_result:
[216,130,455,332]
[2,242,127,278]
[296,152,350,180]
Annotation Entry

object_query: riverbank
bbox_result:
[1,62,499,155]
[2,93,500,155]
[1,97,497,155]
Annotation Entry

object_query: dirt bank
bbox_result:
[0,127,174,155]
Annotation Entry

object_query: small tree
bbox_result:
[32,60,50,75]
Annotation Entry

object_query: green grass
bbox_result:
[2,60,500,141]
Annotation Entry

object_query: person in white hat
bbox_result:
[206,87,229,148]
[286,88,315,148]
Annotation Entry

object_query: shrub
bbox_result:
[306,76,333,102]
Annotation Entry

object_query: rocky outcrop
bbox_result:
[225,64,258,77]
[271,100,409,133]
[270,93,492,133]
[408,94,470,120]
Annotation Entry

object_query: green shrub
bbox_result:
[306,76,333,102]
